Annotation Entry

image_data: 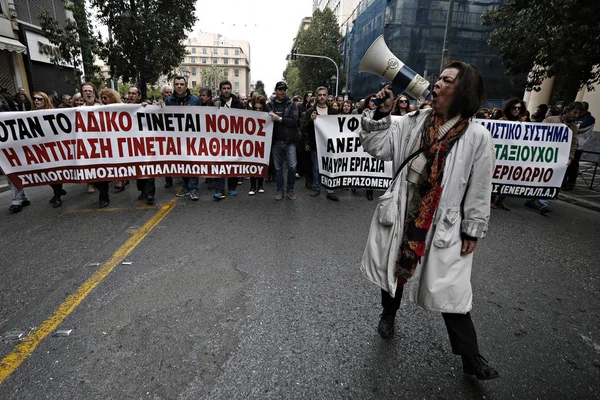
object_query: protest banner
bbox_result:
[314,115,394,190]
[474,119,571,199]
[0,104,273,189]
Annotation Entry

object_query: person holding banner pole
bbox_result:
[164,76,201,201]
[360,61,498,380]
[301,86,339,201]
[33,92,67,208]
[129,86,157,205]
[525,102,585,214]
[249,96,268,195]
[214,80,244,200]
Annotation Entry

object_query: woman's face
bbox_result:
[331,102,339,110]
[343,102,351,114]
[398,97,409,109]
[510,103,522,117]
[368,98,377,110]
[101,94,110,105]
[432,68,459,116]
[74,97,85,107]
[253,103,264,111]
[32,94,46,110]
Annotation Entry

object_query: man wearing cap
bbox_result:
[266,81,300,200]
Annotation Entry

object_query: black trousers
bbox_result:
[137,178,156,197]
[94,181,109,202]
[381,288,480,356]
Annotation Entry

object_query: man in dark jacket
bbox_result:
[213,80,243,200]
[266,81,300,200]
[165,76,202,200]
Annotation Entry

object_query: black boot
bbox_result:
[461,354,499,380]
[377,312,395,338]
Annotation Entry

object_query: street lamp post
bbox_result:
[290,52,339,97]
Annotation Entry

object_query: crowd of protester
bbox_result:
[0,82,595,215]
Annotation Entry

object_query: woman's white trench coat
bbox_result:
[360,109,495,314]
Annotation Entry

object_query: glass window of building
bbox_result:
[212,58,218,64]
[234,82,239,89]
[192,69,197,75]
[235,49,240,55]
[234,59,239,65]
[223,58,228,64]
[190,57,196,63]
[202,58,207,64]
[191,48,196,54]
[192,80,196,87]
[234,69,239,77]
[202,48,207,54]
[213,48,218,55]
[224,49,229,55]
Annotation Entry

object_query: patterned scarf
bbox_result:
[395,113,470,286]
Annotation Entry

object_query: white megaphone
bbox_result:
[359,35,430,101]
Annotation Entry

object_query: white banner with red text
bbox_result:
[314,115,394,190]
[474,118,571,199]
[0,104,273,189]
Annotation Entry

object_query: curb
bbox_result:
[558,193,600,213]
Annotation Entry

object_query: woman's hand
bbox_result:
[461,239,478,256]
[376,86,395,113]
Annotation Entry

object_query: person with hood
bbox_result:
[360,61,498,381]
[266,81,300,200]
[164,76,202,201]
[213,80,243,200]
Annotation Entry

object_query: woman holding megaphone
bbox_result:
[359,61,498,380]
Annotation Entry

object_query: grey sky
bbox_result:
[192,0,313,95]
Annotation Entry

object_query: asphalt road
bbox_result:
[0,179,599,399]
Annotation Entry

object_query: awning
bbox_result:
[0,36,27,54]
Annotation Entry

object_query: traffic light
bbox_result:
[291,48,297,61]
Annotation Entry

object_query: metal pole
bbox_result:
[295,53,339,97]
[440,0,454,73]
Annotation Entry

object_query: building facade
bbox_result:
[0,0,28,98]
[179,32,250,96]
[346,0,516,101]
[3,0,79,99]
[313,0,360,36]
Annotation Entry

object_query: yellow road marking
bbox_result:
[0,199,177,385]
[66,205,158,213]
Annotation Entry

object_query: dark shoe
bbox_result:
[9,204,23,213]
[52,197,62,208]
[367,191,374,201]
[114,185,125,192]
[540,206,553,215]
[462,354,499,380]
[310,189,320,197]
[21,200,31,207]
[61,189,67,196]
[524,200,539,210]
[164,180,173,188]
[351,188,357,193]
[496,201,511,211]
[377,313,395,339]
[137,192,147,200]
[305,179,312,189]
[214,192,225,201]
[327,193,340,201]
[274,192,284,201]
[490,202,498,209]
[145,196,155,205]
[49,196,56,204]
[287,191,296,200]
[99,200,110,208]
